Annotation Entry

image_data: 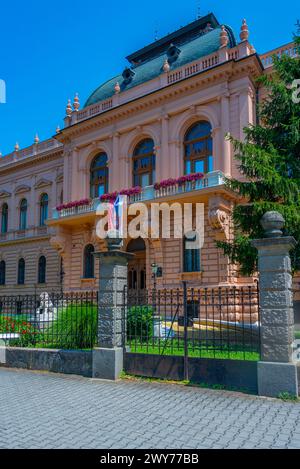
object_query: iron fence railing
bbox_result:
[0,292,98,350]
[125,283,260,362]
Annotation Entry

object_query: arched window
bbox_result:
[183,232,201,273]
[38,256,46,284]
[1,203,8,234]
[40,194,48,226]
[90,153,109,198]
[19,199,27,230]
[133,139,156,187]
[18,258,25,285]
[184,121,213,174]
[83,244,95,279]
[0,260,6,285]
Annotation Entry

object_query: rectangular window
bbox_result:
[184,235,201,273]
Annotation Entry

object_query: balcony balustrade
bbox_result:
[0,226,52,243]
[52,171,225,221]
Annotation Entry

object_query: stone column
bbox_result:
[221,94,231,176]
[160,115,169,180]
[252,212,298,397]
[93,237,134,380]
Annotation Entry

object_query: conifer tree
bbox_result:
[218,35,300,275]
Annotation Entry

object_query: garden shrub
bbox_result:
[45,303,98,349]
[127,305,154,342]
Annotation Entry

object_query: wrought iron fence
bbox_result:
[0,292,98,350]
[125,283,260,362]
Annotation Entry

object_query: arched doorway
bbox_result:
[127,238,146,291]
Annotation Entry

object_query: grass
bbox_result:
[128,340,260,361]
[278,392,299,402]
[120,372,256,395]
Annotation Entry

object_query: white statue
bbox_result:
[35,292,57,327]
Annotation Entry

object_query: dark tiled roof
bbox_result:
[84,23,236,108]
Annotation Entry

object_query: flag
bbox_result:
[107,195,127,237]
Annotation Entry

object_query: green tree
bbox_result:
[218,34,300,275]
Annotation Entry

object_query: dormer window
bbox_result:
[167,44,181,63]
[122,67,135,85]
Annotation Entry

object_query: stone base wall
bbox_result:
[0,347,92,377]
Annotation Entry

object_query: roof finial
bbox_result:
[163,59,170,73]
[220,26,229,48]
[114,82,121,94]
[34,133,39,144]
[73,93,80,111]
[240,19,249,42]
[14,142,20,152]
[66,99,72,117]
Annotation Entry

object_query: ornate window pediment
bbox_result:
[34,178,52,190]
[15,184,31,195]
[0,190,11,199]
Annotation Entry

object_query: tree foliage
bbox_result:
[218,34,300,275]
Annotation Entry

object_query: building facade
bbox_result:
[0,13,298,300]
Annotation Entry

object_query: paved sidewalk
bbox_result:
[0,368,299,449]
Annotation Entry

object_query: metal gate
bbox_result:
[123,283,260,389]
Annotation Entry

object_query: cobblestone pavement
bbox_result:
[0,368,300,449]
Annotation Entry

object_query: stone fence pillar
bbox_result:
[93,237,134,380]
[252,212,298,397]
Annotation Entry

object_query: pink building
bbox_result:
[0,13,298,303]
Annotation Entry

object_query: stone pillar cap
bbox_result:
[251,236,297,250]
[260,211,285,238]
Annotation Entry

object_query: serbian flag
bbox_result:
[107,195,127,236]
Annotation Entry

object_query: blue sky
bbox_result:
[0,0,298,155]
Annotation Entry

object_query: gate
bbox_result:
[123,283,260,392]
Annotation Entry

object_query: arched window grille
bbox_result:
[184,121,213,174]
[90,153,109,198]
[1,203,8,233]
[38,256,46,284]
[19,199,27,230]
[40,194,48,226]
[18,258,25,285]
[83,244,95,279]
[0,260,6,285]
[133,139,156,187]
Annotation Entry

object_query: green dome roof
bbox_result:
[84,24,236,108]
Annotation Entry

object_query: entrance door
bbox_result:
[127,238,146,291]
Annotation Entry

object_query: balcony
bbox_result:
[0,226,52,243]
[52,171,225,221]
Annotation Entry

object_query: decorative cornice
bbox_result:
[0,148,63,175]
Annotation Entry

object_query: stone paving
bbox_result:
[0,368,300,449]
